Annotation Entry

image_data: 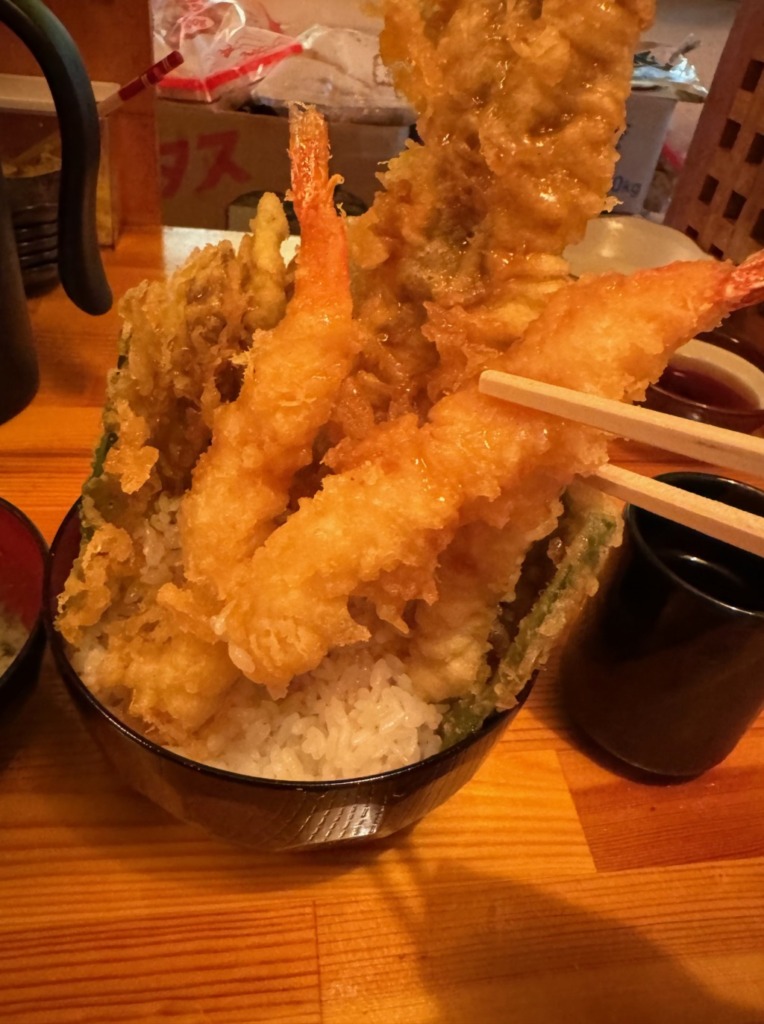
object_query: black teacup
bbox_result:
[560,472,764,778]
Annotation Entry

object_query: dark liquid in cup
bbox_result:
[562,473,764,777]
[657,550,764,613]
[657,364,758,412]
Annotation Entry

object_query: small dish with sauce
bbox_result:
[644,329,764,434]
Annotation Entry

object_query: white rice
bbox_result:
[73,493,445,781]
[0,609,29,676]
[172,647,444,781]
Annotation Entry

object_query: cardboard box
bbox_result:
[158,91,679,227]
[156,99,409,229]
[609,91,677,215]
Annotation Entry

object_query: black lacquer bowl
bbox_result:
[0,498,47,726]
[46,505,521,851]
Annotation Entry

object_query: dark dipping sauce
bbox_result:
[656,364,759,412]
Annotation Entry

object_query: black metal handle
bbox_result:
[0,0,112,315]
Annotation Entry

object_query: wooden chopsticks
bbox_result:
[478,369,764,558]
[592,464,764,557]
[479,370,764,478]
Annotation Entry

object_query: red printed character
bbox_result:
[195,130,250,192]
[159,138,191,200]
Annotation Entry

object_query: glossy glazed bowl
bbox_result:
[644,330,764,434]
[0,498,47,724]
[561,473,764,778]
[46,505,522,851]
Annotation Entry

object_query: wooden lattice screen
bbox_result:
[665,0,764,344]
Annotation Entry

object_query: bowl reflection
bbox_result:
[45,504,522,851]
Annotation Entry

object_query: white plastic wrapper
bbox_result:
[153,0,302,103]
[632,39,708,102]
[248,25,414,124]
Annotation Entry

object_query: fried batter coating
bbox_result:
[57,201,294,738]
[175,107,364,601]
[58,199,289,645]
[343,0,655,421]
[406,253,764,698]
[61,492,242,742]
[80,612,241,740]
[405,501,563,702]
[405,253,764,696]
[107,197,290,501]
[213,256,762,694]
[60,109,368,739]
[58,202,290,652]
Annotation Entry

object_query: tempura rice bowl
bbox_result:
[46,503,521,850]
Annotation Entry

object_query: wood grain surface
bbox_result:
[1,228,763,1024]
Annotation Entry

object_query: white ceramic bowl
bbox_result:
[563,215,713,278]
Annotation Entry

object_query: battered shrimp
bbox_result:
[341,0,655,425]
[404,251,764,699]
[404,501,563,702]
[214,254,764,693]
[177,106,363,601]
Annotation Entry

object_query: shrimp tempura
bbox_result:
[212,254,764,693]
[176,107,364,602]
[342,0,655,423]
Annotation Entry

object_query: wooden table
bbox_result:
[1,227,763,1024]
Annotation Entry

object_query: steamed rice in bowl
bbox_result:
[177,649,445,781]
[46,483,613,849]
[66,495,446,782]
[76,594,447,781]
[51,465,621,796]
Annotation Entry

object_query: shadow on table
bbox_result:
[361,860,760,1024]
[15,685,760,1024]
[0,677,43,772]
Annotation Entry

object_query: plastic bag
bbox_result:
[153,0,301,103]
[248,25,414,125]
[632,39,708,102]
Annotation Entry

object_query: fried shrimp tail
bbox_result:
[176,107,363,606]
[724,250,764,309]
